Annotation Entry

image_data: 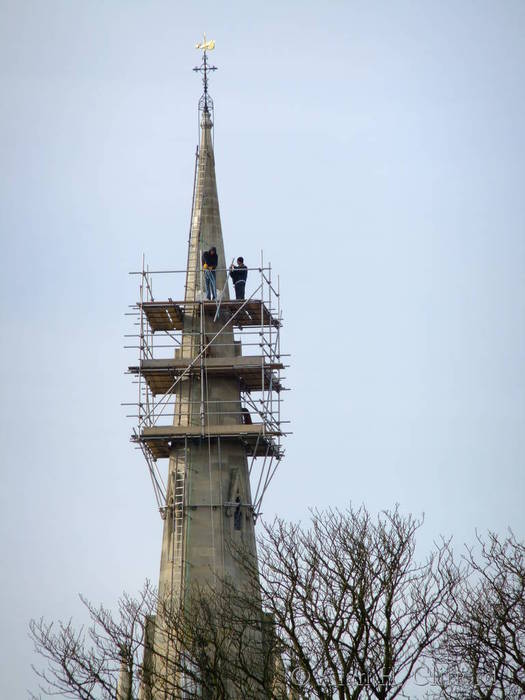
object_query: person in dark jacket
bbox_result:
[229,257,248,300]
[202,246,218,300]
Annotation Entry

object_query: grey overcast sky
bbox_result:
[1,0,524,696]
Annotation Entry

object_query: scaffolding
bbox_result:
[124,255,289,521]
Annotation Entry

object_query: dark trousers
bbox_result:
[234,281,246,300]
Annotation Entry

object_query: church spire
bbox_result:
[185,37,228,302]
[127,45,287,694]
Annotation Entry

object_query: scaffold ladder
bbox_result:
[171,467,185,552]
[169,448,187,592]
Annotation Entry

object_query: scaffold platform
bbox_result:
[128,356,284,395]
[134,423,282,460]
[138,299,280,332]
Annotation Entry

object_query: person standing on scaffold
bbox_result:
[202,246,218,300]
[229,257,248,300]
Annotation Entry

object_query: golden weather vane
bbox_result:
[195,33,215,52]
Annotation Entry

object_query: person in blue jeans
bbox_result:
[202,246,218,300]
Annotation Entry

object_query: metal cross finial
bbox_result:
[193,34,217,114]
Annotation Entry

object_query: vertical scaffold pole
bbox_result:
[260,250,265,435]
[268,261,273,428]
[138,255,145,430]
[199,249,206,432]
[278,273,281,454]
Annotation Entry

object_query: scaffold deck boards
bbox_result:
[128,356,284,395]
[136,423,282,459]
[139,299,279,332]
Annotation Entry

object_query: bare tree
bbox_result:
[240,506,459,699]
[30,506,459,700]
[432,530,525,700]
[29,585,153,700]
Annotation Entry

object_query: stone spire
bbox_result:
[185,108,229,303]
